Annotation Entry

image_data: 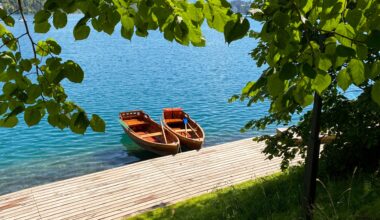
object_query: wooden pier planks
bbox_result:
[0,138,302,220]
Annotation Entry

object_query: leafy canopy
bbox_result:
[0,0,250,134]
[229,0,380,168]
[231,0,380,129]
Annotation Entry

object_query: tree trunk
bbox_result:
[303,93,322,219]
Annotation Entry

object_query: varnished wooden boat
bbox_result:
[162,108,205,150]
[119,110,180,155]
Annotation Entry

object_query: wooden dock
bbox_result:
[0,138,302,220]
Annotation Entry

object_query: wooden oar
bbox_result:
[187,121,201,138]
[183,118,188,138]
[160,118,167,144]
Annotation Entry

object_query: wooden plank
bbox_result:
[39,179,186,219]
[34,141,254,199]
[32,162,161,201]
[36,153,264,217]
[29,159,156,195]
[0,138,302,220]
[124,119,148,126]
[165,118,183,124]
[34,171,174,213]
[0,193,40,220]
[36,152,264,216]
[140,132,162,138]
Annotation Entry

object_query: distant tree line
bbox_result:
[1,0,44,14]
[230,0,251,14]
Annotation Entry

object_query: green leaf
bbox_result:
[36,41,49,56]
[371,81,380,106]
[24,107,42,127]
[90,114,105,132]
[367,30,380,50]
[121,15,134,40]
[300,0,314,13]
[3,82,17,96]
[45,100,60,115]
[337,68,351,91]
[241,81,255,95]
[279,63,297,80]
[34,21,51,33]
[335,23,355,47]
[274,29,289,49]
[34,10,51,23]
[63,61,84,83]
[74,24,91,40]
[0,102,8,115]
[366,62,379,79]
[20,59,32,72]
[53,11,67,29]
[26,84,42,102]
[312,72,331,94]
[2,33,18,51]
[267,74,285,97]
[46,39,62,55]
[318,54,332,71]
[224,17,250,44]
[91,18,102,32]
[302,63,317,78]
[47,114,60,127]
[273,11,289,28]
[356,44,368,60]
[70,112,89,134]
[335,45,356,57]
[48,114,69,130]
[228,94,239,103]
[2,16,15,27]
[204,4,230,32]
[347,59,365,85]
[346,9,364,29]
[0,116,18,128]
[321,17,340,31]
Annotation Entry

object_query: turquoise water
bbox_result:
[0,15,363,195]
[0,15,270,195]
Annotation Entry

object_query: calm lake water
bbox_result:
[0,15,360,195]
[0,15,268,195]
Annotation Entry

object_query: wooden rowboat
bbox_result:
[119,110,180,155]
[162,108,205,150]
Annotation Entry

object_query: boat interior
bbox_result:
[163,108,202,139]
[120,111,176,144]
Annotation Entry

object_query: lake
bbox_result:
[0,15,271,195]
[0,15,361,195]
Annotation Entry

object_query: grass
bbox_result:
[127,167,380,220]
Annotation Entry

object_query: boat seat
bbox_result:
[125,119,148,126]
[140,132,163,138]
[165,118,183,124]
[174,129,197,133]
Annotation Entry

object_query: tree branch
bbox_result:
[319,29,366,44]
[17,0,47,102]
[0,33,27,49]
[17,0,39,75]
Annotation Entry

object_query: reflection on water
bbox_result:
[119,135,158,161]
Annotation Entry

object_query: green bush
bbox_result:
[257,88,380,175]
